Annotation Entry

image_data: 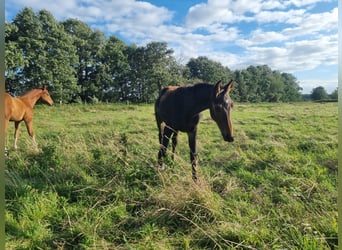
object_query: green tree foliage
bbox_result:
[7,7,79,102]
[186,56,233,83]
[281,72,302,102]
[125,42,184,102]
[232,66,302,102]
[330,88,338,100]
[5,23,26,94]
[311,86,329,101]
[6,8,304,103]
[62,19,107,103]
[97,36,130,102]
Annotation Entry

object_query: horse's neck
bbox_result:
[189,84,213,115]
[19,90,42,108]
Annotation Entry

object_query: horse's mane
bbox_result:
[21,87,46,96]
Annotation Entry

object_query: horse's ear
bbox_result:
[223,80,234,94]
[214,80,223,97]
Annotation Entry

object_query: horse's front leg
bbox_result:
[24,120,37,150]
[188,129,198,182]
[14,121,21,150]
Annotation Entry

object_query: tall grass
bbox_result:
[5,102,337,249]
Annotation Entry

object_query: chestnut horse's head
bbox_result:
[209,80,235,142]
[40,86,54,106]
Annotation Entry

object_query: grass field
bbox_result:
[5,102,337,249]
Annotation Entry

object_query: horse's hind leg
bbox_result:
[158,126,173,167]
[171,132,178,160]
[157,121,164,166]
[158,122,165,146]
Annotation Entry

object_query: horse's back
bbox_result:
[155,85,195,131]
[157,86,179,101]
[155,86,182,113]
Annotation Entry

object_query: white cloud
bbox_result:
[282,7,337,37]
[185,0,254,30]
[299,79,337,94]
[287,37,337,64]
[238,29,286,47]
[238,34,337,73]
[255,9,305,23]
[7,0,173,28]
[7,0,78,20]
[260,0,287,9]
[285,0,333,7]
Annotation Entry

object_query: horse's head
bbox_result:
[210,80,235,142]
[40,86,54,106]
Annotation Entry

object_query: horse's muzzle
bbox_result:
[223,135,234,142]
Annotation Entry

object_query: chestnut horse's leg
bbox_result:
[14,121,21,150]
[158,126,173,167]
[5,119,9,155]
[24,119,37,149]
[171,132,178,160]
[188,129,198,182]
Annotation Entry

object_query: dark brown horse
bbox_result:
[155,80,235,181]
[5,87,54,151]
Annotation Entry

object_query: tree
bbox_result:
[311,86,328,101]
[232,66,302,102]
[5,23,26,94]
[6,8,305,104]
[143,42,183,102]
[233,70,249,102]
[245,65,260,102]
[62,19,106,102]
[37,10,79,103]
[126,42,183,103]
[267,70,284,102]
[97,36,129,102]
[280,73,302,102]
[7,8,79,103]
[6,8,40,93]
[330,88,338,100]
[186,56,232,83]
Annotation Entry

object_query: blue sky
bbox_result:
[5,0,338,94]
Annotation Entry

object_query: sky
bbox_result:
[5,0,338,94]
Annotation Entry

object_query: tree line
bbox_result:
[306,86,338,101]
[6,7,306,104]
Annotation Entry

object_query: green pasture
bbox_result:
[5,102,337,249]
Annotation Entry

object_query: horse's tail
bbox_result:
[158,87,169,98]
[154,86,169,123]
[155,89,166,145]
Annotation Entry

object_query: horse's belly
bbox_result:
[8,108,26,122]
[163,115,199,132]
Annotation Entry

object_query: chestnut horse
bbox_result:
[5,87,54,151]
[155,80,235,181]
